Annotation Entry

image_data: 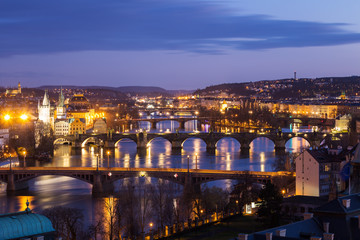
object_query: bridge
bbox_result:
[0,167,294,195]
[118,116,202,130]
[137,107,199,116]
[54,131,349,154]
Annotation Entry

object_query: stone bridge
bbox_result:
[54,131,348,154]
[0,167,293,195]
[123,117,202,130]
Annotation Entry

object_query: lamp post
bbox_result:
[96,154,99,171]
[23,150,26,168]
[9,153,12,171]
[107,151,110,168]
[187,155,190,173]
[195,153,198,170]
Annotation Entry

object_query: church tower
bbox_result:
[38,90,51,124]
[56,87,66,119]
[18,82,21,94]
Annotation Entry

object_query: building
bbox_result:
[38,90,51,125]
[0,200,55,239]
[54,119,70,136]
[295,148,347,197]
[5,82,21,96]
[334,114,351,132]
[242,194,360,240]
[66,94,95,129]
[93,118,107,134]
[69,118,86,135]
[55,87,66,120]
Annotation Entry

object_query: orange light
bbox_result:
[20,114,28,120]
[4,114,10,121]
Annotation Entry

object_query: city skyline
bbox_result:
[1,0,360,89]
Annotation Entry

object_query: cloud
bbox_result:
[1,0,360,56]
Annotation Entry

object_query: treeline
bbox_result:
[42,179,230,240]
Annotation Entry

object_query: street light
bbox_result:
[20,114,28,120]
[96,154,99,171]
[4,114,10,121]
[23,150,26,168]
[107,151,110,168]
[187,155,190,173]
[195,153,198,170]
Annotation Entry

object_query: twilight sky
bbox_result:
[1,0,360,89]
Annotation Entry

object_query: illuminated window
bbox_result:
[324,164,331,172]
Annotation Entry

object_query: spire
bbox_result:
[42,90,50,106]
[58,87,64,107]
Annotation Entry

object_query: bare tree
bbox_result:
[151,180,179,229]
[42,206,84,240]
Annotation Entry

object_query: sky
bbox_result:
[1,0,360,90]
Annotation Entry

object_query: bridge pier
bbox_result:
[6,174,29,193]
[151,121,157,130]
[206,142,216,154]
[274,140,286,154]
[71,140,82,148]
[179,120,186,131]
[240,146,250,155]
[196,120,202,131]
[137,132,148,151]
[92,172,114,196]
[171,140,183,150]
[104,140,115,149]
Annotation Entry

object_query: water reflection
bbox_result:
[0,131,308,227]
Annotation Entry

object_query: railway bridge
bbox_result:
[0,167,294,195]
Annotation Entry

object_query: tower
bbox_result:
[38,90,51,124]
[294,71,297,80]
[56,87,66,119]
[18,82,21,94]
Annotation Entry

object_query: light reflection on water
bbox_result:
[0,131,309,227]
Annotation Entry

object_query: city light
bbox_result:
[4,114,10,121]
[20,114,28,120]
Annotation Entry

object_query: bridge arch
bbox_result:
[285,136,310,152]
[53,138,71,145]
[249,136,275,151]
[81,137,98,147]
[114,138,137,147]
[215,137,241,149]
[146,136,172,148]
[181,137,207,148]
[1,173,95,186]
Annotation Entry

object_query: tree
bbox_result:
[257,182,283,228]
[231,175,259,214]
[201,186,229,216]
[42,206,84,240]
[151,179,178,229]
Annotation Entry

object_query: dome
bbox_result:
[69,94,89,104]
[68,94,90,111]
[0,211,55,239]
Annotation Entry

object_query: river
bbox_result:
[0,119,309,228]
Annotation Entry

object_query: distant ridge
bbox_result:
[38,85,193,96]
